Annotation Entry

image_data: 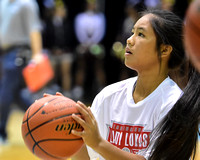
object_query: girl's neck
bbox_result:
[133,73,168,103]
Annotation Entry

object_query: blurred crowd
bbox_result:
[0,0,191,142]
[36,0,190,102]
[0,0,192,102]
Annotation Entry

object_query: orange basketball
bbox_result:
[184,0,200,71]
[21,95,84,160]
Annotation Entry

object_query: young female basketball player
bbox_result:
[44,8,186,159]
[71,67,200,160]
[69,9,187,160]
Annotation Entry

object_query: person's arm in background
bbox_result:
[23,0,43,62]
[72,101,146,160]
[30,30,43,61]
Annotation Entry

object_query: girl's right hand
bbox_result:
[43,92,64,97]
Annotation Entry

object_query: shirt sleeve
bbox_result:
[21,0,41,33]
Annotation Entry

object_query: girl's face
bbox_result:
[125,14,160,74]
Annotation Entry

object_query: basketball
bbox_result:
[21,95,84,160]
[184,0,200,70]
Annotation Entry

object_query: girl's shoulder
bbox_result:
[98,76,137,98]
[159,77,183,96]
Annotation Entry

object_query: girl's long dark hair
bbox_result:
[141,9,185,69]
[149,68,200,160]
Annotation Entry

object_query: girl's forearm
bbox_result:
[93,138,145,160]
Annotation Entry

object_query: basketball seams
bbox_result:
[24,97,60,159]
[22,97,58,124]
[25,112,81,137]
[22,96,84,159]
[35,138,83,144]
[29,112,82,159]
[32,142,62,159]
[32,138,83,159]
[33,138,83,148]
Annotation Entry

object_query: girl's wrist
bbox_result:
[92,136,105,152]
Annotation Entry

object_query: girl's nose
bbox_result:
[127,34,135,46]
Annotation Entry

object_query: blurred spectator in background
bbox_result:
[111,0,147,81]
[144,0,161,8]
[120,0,147,42]
[42,0,74,96]
[161,0,175,10]
[72,0,106,103]
[0,0,43,144]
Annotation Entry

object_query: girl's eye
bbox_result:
[138,32,145,37]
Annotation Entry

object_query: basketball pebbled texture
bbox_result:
[21,95,84,160]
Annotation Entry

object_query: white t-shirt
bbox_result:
[89,76,183,160]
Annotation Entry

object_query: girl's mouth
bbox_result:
[125,47,132,54]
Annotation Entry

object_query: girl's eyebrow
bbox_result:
[132,27,146,32]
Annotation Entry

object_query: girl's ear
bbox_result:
[160,44,173,57]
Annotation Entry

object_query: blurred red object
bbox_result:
[22,54,54,92]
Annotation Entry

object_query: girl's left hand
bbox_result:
[72,101,103,150]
